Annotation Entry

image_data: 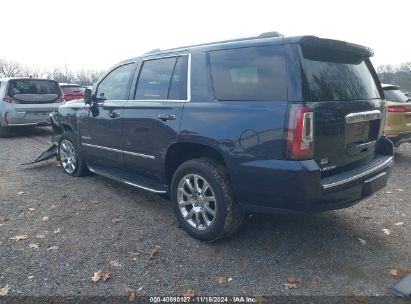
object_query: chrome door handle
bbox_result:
[158,114,176,121]
[109,112,120,118]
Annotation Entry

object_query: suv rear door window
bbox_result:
[135,56,187,100]
[209,46,287,101]
[97,63,135,100]
[301,48,380,102]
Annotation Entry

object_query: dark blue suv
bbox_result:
[52,33,394,241]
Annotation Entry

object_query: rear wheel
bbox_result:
[58,132,88,177]
[171,158,243,242]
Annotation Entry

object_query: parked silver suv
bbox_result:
[0,78,64,136]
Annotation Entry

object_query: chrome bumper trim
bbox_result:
[321,156,393,190]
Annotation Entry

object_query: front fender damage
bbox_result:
[22,111,62,165]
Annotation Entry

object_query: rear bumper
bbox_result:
[234,137,394,213]
[0,102,62,127]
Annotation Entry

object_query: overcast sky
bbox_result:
[2,0,410,72]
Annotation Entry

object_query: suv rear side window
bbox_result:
[301,47,380,102]
[135,56,187,100]
[97,63,135,100]
[383,89,409,103]
[209,46,287,101]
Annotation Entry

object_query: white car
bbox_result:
[0,77,64,136]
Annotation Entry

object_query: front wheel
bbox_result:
[171,158,243,242]
[58,132,88,177]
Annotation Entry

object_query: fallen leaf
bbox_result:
[123,286,136,301]
[396,188,403,192]
[181,289,195,297]
[385,191,392,194]
[112,218,123,223]
[128,251,141,258]
[46,246,59,251]
[0,286,10,296]
[62,193,68,198]
[287,277,301,284]
[53,228,61,234]
[91,270,111,282]
[357,238,367,246]
[42,216,49,222]
[10,235,28,241]
[394,222,405,227]
[227,277,233,282]
[283,282,298,289]
[35,234,45,239]
[388,267,411,279]
[382,228,391,235]
[28,208,35,211]
[253,295,267,303]
[352,293,365,303]
[29,244,40,250]
[17,191,25,195]
[147,246,160,258]
[283,277,301,289]
[216,276,227,284]
[107,259,122,267]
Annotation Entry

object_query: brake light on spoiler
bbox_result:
[287,105,314,160]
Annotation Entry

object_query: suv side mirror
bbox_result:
[84,88,94,105]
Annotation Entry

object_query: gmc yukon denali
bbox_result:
[50,32,394,241]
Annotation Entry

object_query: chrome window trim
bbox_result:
[345,110,381,124]
[321,155,393,190]
[82,143,155,160]
[130,53,191,103]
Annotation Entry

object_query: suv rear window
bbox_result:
[301,47,380,102]
[383,89,409,103]
[8,80,60,96]
[61,86,85,93]
[209,46,287,101]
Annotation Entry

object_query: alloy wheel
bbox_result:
[59,139,77,174]
[177,174,217,230]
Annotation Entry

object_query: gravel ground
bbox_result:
[0,127,410,300]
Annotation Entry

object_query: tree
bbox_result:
[0,59,22,77]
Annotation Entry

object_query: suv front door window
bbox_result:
[79,63,135,168]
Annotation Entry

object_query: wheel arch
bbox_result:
[164,142,228,186]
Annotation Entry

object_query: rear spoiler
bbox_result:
[299,36,374,59]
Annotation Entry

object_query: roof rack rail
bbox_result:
[257,31,283,38]
[144,48,161,54]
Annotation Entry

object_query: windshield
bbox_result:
[301,48,380,102]
[383,89,409,103]
[8,79,60,96]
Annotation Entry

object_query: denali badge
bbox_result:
[81,136,91,140]
[320,165,337,172]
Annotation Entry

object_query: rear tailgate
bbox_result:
[299,38,385,175]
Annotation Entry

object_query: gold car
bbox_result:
[382,84,411,147]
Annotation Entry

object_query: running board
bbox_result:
[87,164,168,194]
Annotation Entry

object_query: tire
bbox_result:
[171,158,243,242]
[58,132,88,177]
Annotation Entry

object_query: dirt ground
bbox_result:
[0,127,410,300]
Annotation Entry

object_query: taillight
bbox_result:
[388,106,411,113]
[287,105,314,160]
